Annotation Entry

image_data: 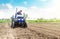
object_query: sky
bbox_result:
[0,0,60,19]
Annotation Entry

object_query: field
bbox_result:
[0,19,60,39]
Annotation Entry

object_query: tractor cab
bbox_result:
[11,13,27,28]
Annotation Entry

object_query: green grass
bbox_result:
[0,19,60,23]
[27,19,60,23]
[0,19,10,23]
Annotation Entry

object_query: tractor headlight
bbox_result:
[22,19,24,20]
[18,19,20,20]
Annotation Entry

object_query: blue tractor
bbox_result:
[11,14,27,28]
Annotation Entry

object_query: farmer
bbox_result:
[16,10,22,15]
[15,10,23,18]
[11,10,23,21]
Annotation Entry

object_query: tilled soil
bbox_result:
[0,22,59,39]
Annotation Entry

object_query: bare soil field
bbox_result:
[0,22,60,39]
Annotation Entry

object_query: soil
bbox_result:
[0,22,60,39]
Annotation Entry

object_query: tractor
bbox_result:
[11,14,27,28]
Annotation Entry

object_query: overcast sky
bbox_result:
[0,0,60,19]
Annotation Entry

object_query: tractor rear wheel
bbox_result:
[24,22,27,28]
[11,22,15,28]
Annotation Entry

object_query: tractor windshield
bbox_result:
[16,14,24,18]
[16,15,23,17]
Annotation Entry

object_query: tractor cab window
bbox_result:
[16,14,24,18]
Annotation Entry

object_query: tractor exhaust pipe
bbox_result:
[16,8,17,13]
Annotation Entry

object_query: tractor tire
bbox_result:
[11,22,15,28]
[24,22,27,28]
